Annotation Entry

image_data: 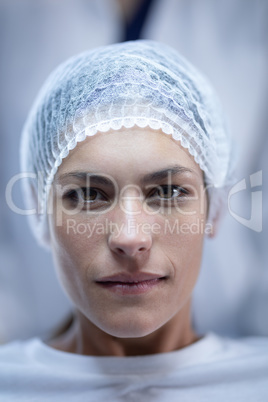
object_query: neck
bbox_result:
[48,300,199,357]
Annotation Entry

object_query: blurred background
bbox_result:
[0,0,267,343]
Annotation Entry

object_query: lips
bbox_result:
[96,272,166,284]
[95,273,167,295]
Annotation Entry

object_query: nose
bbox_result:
[108,219,153,258]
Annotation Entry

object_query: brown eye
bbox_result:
[63,187,108,208]
[158,186,177,199]
[81,188,99,202]
[150,185,188,200]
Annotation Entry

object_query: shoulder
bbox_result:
[214,333,268,356]
[192,333,268,391]
[171,333,268,400]
[0,338,40,365]
[201,333,268,365]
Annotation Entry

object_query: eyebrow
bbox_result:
[141,165,196,184]
[56,172,113,187]
[56,165,196,186]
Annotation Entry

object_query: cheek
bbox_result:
[161,213,205,300]
[48,213,106,302]
[50,212,104,260]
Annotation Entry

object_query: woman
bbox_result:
[1,41,267,401]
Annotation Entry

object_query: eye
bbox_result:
[80,188,101,202]
[63,187,108,210]
[148,185,189,200]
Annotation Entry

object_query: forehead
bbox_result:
[56,127,203,181]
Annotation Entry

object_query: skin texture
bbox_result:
[47,127,209,356]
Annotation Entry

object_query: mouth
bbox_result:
[95,273,167,295]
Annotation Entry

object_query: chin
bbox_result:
[97,315,164,339]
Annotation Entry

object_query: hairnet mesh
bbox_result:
[21,40,234,247]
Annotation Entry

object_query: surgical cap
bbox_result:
[21,40,234,247]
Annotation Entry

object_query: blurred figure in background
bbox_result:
[0,0,267,343]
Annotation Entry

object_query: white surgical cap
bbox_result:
[21,40,234,247]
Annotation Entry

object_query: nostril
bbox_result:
[138,247,146,252]
[115,248,125,255]
[108,233,152,257]
[112,245,148,257]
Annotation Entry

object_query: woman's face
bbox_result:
[48,127,208,338]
